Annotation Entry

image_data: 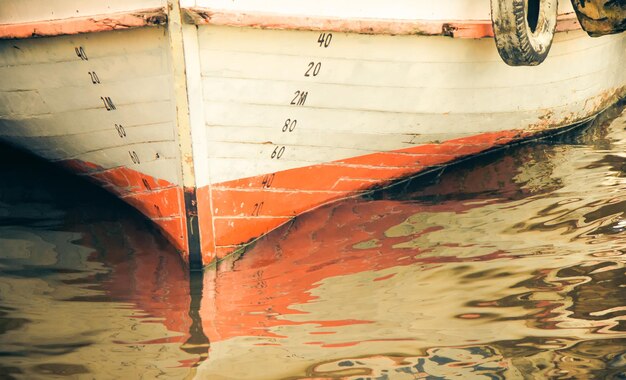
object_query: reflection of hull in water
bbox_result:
[1,1,625,268]
[0,219,199,377]
[71,108,624,378]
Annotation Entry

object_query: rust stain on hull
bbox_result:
[530,87,626,132]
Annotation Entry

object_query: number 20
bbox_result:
[304,62,321,77]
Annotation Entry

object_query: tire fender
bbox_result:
[491,0,559,66]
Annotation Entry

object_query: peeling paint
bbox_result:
[0,7,167,39]
[182,8,581,38]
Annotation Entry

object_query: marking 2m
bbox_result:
[290,91,308,106]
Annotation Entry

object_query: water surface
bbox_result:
[0,103,625,379]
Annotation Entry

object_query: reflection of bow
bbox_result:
[181,271,211,366]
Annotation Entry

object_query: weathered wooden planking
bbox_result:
[198,38,617,89]
[185,0,574,24]
[0,50,168,92]
[195,25,625,186]
[0,27,181,186]
[0,112,173,138]
[0,0,165,24]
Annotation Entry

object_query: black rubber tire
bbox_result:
[491,0,559,66]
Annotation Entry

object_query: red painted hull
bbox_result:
[64,127,564,266]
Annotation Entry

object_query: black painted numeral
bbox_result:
[282,118,297,132]
[271,146,285,159]
[317,33,332,48]
[154,204,163,217]
[75,46,88,61]
[114,123,126,138]
[129,150,140,164]
[261,173,275,189]
[304,62,321,77]
[88,71,100,84]
[101,96,116,111]
[252,202,264,216]
[290,91,308,106]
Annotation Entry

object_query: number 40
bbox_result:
[317,33,332,48]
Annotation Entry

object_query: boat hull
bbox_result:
[1,2,625,268]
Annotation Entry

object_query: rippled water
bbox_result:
[1,103,625,379]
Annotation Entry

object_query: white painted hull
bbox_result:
[0,1,624,268]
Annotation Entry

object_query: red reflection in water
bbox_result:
[199,151,542,343]
[76,221,192,345]
[85,146,551,366]
[201,198,507,342]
